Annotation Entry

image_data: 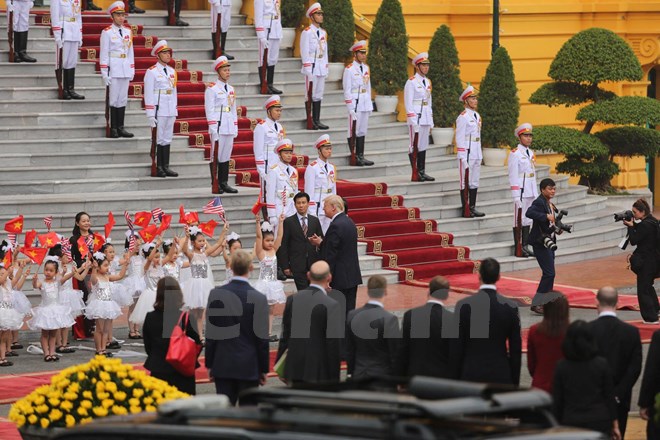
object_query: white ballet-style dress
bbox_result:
[222,266,234,285]
[58,264,85,318]
[85,280,122,320]
[28,280,75,331]
[162,258,183,282]
[5,273,32,316]
[255,254,286,305]
[0,286,24,331]
[129,265,164,325]
[182,253,214,310]
[122,255,146,299]
[107,257,133,307]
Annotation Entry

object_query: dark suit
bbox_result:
[346,302,400,381]
[628,216,660,322]
[277,213,323,291]
[453,288,522,385]
[639,330,660,439]
[587,315,642,438]
[277,285,342,383]
[320,212,362,313]
[205,278,270,405]
[526,194,556,303]
[396,301,454,379]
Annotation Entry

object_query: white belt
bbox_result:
[351,88,367,94]
[65,17,77,22]
[319,188,332,194]
[465,136,480,142]
[263,14,279,20]
[214,106,232,112]
[110,52,127,58]
[519,172,535,178]
[153,89,173,94]
[412,99,428,106]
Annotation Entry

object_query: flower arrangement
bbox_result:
[9,356,189,431]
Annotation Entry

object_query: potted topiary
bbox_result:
[427,24,464,147]
[368,0,408,114]
[280,0,305,49]
[322,0,355,81]
[478,46,519,165]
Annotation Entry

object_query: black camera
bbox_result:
[613,210,633,223]
[552,209,573,234]
[542,235,557,251]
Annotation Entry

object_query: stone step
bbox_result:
[0,60,97,76]
[186,57,304,73]
[0,134,189,153]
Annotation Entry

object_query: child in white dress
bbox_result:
[122,231,146,339]
[101,242,130,350]
[222,231,249,285]
[161,238,189,282]
[0,260,25,367]
[129,241,165,326]
[7,258,32,355]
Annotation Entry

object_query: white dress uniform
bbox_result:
[100,24,135,107]
[508,143,538,227]
[455,107,483,190]
[266,161,298,232]
[253,117,285,180]
[50,0,82,69]
[305,158,336,233]
[205,79,238,163]
[300,24,328,102]
[9,0,32,32]
[342,60,373,137]
[144,63,178,145]
[209,0,231,33]
[254,0,282,67]
[404,73,433,153]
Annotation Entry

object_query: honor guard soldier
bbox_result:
[266,139,298,233]
[144,40,178,178]
[205,55,238,194]
[9,0,37,62]
[508,123,538,257]
[209,0,234,60]
[254,0,283,94]
[343,40,374,166]
[254,95,285,182]
[300,2,329,130]
[100,1,135,139]
[404,52,435,182]
[305,134,337,233]
[456,85,484,217]
[51,0,84,99]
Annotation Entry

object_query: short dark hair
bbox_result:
[562,320,598,361]
[367,275,387,298]
[479,258,500,284]
[429,276,449,300]
[294,192,310,202]
[540,178,556,190]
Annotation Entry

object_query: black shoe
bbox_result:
[5,351,18,357]
[68,90,85,100]
[156,167,167,178]
[86,0,102,10]
[224,52,235,61]
[110,128,119,138]
[116,107,134,137]
[11,342,23,350]
[129,1,145,13]
[175,17,189,26]
[266,65,282,94]
[220,33,234,60]
[218,162,237,193]
[470,207,485,217]
[56,346,76,354]
[18,51,37,63]
[106,341,121,350]
[117,127,133,138]
[269,334,279,342]
[267,85,282,95]
[220,182,237,194]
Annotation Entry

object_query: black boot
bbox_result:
[522,225,534,257]
[66,69,85,100]
[266,65,282,94]
[355,136,374,166]
[109,107,119,138]
[221,32,234,60]
[312,101,328,130]
[210,162,221,194]
[460,190,470,217]
[468,188,485,217]
[117,107,134,138]
[12,32,22,63]
[128,0,145,13]
[417,150,435,181]
[85,0,102,10]
[211,33,218,59]
[62,68,71,100]
[174,0,189,26]
[513,228,527,258]
[17,32,36,63]
[162,145,178,177]
[219,161,238,193]
[156,146,167,177]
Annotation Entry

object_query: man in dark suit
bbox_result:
[526,177,563,314]
[639,329,660,439]
[453,258,522,386]
[587,286,642,439]
[312,195,362,314]
[205,249,269,405]
[276,260,342,384]
[396,275,454,379]
[277,191,324,291]
[346,275,400,381]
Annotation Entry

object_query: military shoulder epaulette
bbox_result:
[310,160,317,166]
[103,25,112,31]
[409,76,415,80]
[258,119,266,125]
[511,148,518,153]
[207,82,216,88]
[460,110,466,115]
[270,163,278,169]
[304,26,311,31]
[123,24,132,29]
[148,65,157,70]
[346,63,353,68]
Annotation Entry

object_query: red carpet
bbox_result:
[0,419,21,440]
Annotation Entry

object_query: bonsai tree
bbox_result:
[367,0,409,95]
[478,46,519,148]
[530,27,660,190]
[322,0,355,63]
[281,0,305,28]
[427,24,464,127]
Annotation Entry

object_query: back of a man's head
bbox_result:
[324,195,344,213]
[230,249,252,277]
[429,276,449,300]
[479,258,500,285]
[596,286,618,308]
[367,275,387,299]
[309,260,331,284]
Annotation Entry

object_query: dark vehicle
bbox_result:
[53,377,604,440]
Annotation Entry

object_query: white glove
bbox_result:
[303,66,313,77]
[29,1,34,8]
[78,38,83,46]
[55,36,63,49]
[461,158,468,170]
[7,1,14,12]
[407,117,420,132]
[349,110,357,121]
[208,126,218,140]
[102,76,111,87]
[149,116,157,127]
[260,38,269,49]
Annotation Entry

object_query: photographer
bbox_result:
[623,198,659,324]
[526,178,563,314]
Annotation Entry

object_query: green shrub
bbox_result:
[322,0,355,63]
[281,0,305,28]
[596,126,660,158]
[367,0,409,95]
[427,24,464,127]
[576,96,660,126]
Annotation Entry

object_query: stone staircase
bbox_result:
[0,10,626,298]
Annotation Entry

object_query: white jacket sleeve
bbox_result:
[342,67,353,111]
[99,29,110,79]
[455,115,468,161]
[508,152,521,199]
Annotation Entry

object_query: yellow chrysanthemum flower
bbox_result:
[131,388,143,398]
[123,379,135,388]
[105,381,117,393]
[65,414,76,428]
[28,414,38,425]
[80,417,93,425]
[92,407,108,417]
[49,409,63,422]
[129,406,142,414]
[80,400,92,409]
[142,396,154,405]
[60,400,74,412]
[114,391,127,402]
[112,405,128,416]
[101,399,114,409]
[35,405,49,415]
[77,407,88,417]
[48,398,60,407]
[82,390,93,399]
[40,418,50,429]
[99,371,111,382]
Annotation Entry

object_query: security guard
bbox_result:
[205,55,238,194]
[9,0,37,62]
[254,0,282,94]
[266,139,298,233]
[508,123,538,257]
[304,134,337,233]
[456,85,484,217]
[404,52,434,182]
[144,40,178,178]
[300,2,328,130]
[209,0,233,60]
[343,40,374,166]
[100,1,135,139]
[51,0,84,99]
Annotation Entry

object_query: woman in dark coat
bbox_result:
[69,211,95,339]
[143,276,200,395]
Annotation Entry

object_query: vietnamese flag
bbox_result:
[133,211,152,229]
[199,219,218,237]
[4,215,24,234]
[24,229,38,248]
[105,212,116,239]
[92,233,106,252]
[156,214,172,236]
[20,246,48,265]
[77,236,90,258]
[38,232,60,249]
[138,224,159,243]
[251,199,266,216]
[178,205,186,225]
[185,211,199,225]
[2,250,11,267]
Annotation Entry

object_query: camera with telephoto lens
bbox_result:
[552,209,573,234]
[613,210,634,223]
[542,235,557,251]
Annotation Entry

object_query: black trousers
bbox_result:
[214,378,258,406]
[634,256,660,322]
[338,286,357,315]
[532,244,555,305]
[293,271,310,292]
[151,370,196,395]
[616,402,629,439]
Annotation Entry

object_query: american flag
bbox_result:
[61,240,72,260]
[85,235,94,251]
[7,233,16,245]
[203,197,225,218]
[43,216,52,231]
[124,211,134,230]
[128,234,136,252]
[151,208,164,224]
